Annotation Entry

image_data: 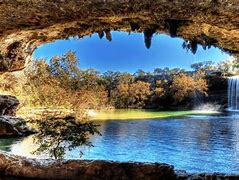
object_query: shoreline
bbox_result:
[90,109,221,121]
[0,152,238,180]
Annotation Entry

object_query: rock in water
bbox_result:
[0,95,35,137]
[0,116,35,137]
[0,95,19,116]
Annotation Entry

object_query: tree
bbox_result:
[102,71,121,98]
[129,81,151,108]
[191,61,215,72]
[170,72,208,102]
[78,69,102,90]
[113,82,130,108]
[29,116,100,159]
[134,69,146,81]
[118,72,134,84]
[153,80,165,98]
[23,51,108,116]
[49,51,80,90]
[113,81,151,108]
[217,59,235,76]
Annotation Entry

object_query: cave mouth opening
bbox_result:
[0,1,239,176]
[33,31,232,73]
[0,30,234,120]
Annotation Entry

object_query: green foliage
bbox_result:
[22,52,108,117]
[2,51,235,112]
[190,58,238,76]
[49,51,80,90]
[191,61,215,72]
[28,117,100,159]
[170,71,208,102]
[113,80,151,108]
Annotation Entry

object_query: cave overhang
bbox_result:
[0,0,238,73]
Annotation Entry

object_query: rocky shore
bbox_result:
[0,95,35,137]
[0,0,238,179]
[0,95,19,116]
[0,116,35,137]
[0,152,237,180]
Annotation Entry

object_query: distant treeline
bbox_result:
[0,52,236,116]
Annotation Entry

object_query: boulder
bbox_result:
[0,152,176,180]
[0,95,35,137]
[0,152,238,179]
[175,173,239,180]
[0,116,35,137]
[0,95,19,116]
[0,153,176,180]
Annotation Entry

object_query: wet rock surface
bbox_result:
[0,116,35,137]
[0,95,34,137]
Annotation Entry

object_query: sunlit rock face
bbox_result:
[0,0,238,72]
[0,95,19,116]
[0,153,176,180]
[0,95,35,137]
[0,152,238,179]
[0,116,35,137]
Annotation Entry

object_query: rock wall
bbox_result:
[0,95,19,116]
[0,0,238,73]
[0,116,35,137]
[205,76,228,109]
[0,95,35,137]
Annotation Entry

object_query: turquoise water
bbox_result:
[1,113,239,173]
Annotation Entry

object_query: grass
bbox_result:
[90,109,220,121]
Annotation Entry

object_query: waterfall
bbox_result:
[228,76,239,111]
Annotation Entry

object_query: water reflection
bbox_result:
[0,138,20,151]
[1,114,239,173]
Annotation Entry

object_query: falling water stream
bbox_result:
[228,76,239,111]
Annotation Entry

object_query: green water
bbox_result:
[90,109,219,120]
[0,138,21,151]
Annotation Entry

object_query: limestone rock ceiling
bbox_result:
[0,0,238,72]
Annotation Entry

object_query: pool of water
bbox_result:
[90,109,220,120]
[1,113,239,173]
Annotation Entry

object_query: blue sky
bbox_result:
[33,31,231,73]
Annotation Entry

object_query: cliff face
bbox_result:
[0,0,238,72]
[206,76,228,109]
